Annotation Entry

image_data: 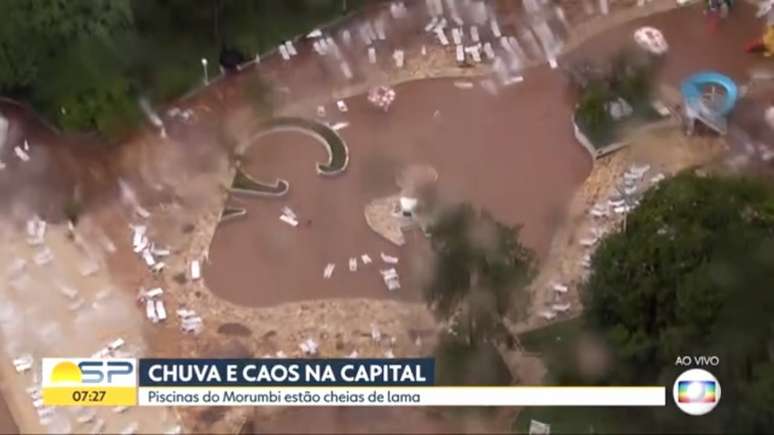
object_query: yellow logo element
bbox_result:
[42,358,137,407]
[50,361,82,383]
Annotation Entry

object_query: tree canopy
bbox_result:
[0,0,362,137]
[425,203,537,345]
[584,172,774,432]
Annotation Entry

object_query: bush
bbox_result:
[435,333,513,386]
[63,198,83,224]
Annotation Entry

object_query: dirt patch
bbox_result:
[217,322,253,337]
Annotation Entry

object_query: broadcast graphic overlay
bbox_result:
[42,358,137,406]
[673,368,721,416]
[44,358,665,407]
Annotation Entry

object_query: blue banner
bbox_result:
[138,358,434,386]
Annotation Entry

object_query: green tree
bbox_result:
[425,203,537,346]
[0,0,132,92]
[584,173,774,432]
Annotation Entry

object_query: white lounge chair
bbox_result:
[151,245,170,257]
[361,254,372,264]
[14,146,30,162]
[155,300,167,321]
[337,100,348,112]
[146,287,164,299]
[380,268,398,278]
[113,406,128,414]
[340,61,353,80]
[142,250,156,267]
[380,252,399,264]
[470,25,480,42]
[491,19,502,37]
[108,338,125,351]
[375,21,386,40]
[393,50,404,68]
[331,122,349,131]
[425,17,439,32]
[503,75,524,86]
[468,45,482,63]
[371,324,381,341]
[452,28,462,45]
[348,350,359,358]
[285,40,297,56]
[133,236,148,254]
[483,42,495,60]
[300,338,319,355]
[323,263,335,279]
[579,237,598,247]
[435,28,449,46]
[316,105,326,117]
[145,300,158,323]
[384,349,395,358]
[190,260,201,280]
[349,257,358,272]
[552,283,568,293]
[538,310,557,320]
[434,17,447,31]
[176,308,195,319]
[368,47,376,64]
[385,276,401,291]
[456,45,465,63]
[278,44,290,61]
[552,303,572,313]
[135,206,150,219]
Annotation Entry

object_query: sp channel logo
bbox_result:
[42,358,136,387]
[673,368,721,416]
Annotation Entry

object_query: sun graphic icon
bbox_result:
[50,361,82,383]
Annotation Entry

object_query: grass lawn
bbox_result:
[514,318,656,434]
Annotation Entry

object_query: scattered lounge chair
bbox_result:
[285,40,297,56]
[108,338,125,351]
[452,28,462,45]
[300,338,319,355]
[470,25,480,43]
[145,300,158,323]
[155,300,167,321]
[323,263,335,279]
[278,44,290,61]
[349,257,358,272]
[380,252,399,264]
[483,42,495,60]
[146,287,164,299]
[190,260,201,280]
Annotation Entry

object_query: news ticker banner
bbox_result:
[42,358,665,407]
